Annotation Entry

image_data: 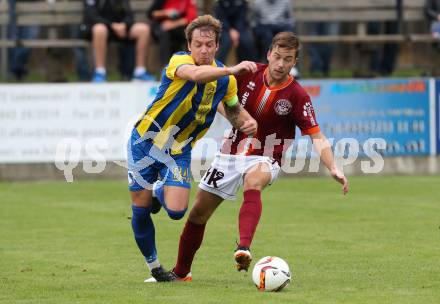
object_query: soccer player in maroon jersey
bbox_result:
[169,32,349,280]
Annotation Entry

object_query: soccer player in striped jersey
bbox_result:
[127,15,258,282]
[170,32,349,280]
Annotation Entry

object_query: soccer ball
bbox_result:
[252,256,291,292]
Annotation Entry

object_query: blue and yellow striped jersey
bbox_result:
[135,52,237,154]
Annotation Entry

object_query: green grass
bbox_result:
[1,176,439,303]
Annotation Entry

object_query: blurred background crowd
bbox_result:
[2,0,440,82]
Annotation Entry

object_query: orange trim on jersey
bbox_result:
[263,68,293,91]
[301,125,321,136]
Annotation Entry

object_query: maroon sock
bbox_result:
[174,220,206,277]
[239,189,262,248]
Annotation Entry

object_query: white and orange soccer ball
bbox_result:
[252,256,291,292]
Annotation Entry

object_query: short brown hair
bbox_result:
[185,15,222,44]
[269,32,300,56]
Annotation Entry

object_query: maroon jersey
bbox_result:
[221,64,320,163]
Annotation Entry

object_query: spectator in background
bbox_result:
[82,0,154,82]
[7,0,40,81]
[367,21,399,76]
[366,0,401,76]
[425,0,440,39]
[71,25,91,81]
[214,0,257,63]
[306,22,339,77]
[251,0,295,62]
[147,0,197,67]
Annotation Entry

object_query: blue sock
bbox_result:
[131,205,157,263]
[165,208,187,220]
[154,182,187,220]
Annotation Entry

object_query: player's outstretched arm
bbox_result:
[310,132,349,195]
[228,61,258,76]
[218,102,257,135]
[176,61,258,83]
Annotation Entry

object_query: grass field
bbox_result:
[1,176,439,304]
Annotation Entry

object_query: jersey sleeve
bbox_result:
[294,94,320,136]
[222,75,238,105]
[165,54,195,80]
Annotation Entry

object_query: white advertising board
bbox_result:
[0,83,154,163]
[0,82,230,164]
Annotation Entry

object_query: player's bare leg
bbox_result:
[242,162,272,191]
[189,189,224,224]
[235,163,271,271]
[173,189,224,279]
[163,186,191,219]
[151,184,190,219]
[130,189,153,207]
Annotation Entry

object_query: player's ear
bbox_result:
[266,49,271,62]
[187,41,192,52]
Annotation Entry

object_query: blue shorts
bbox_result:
[127,129,192,191]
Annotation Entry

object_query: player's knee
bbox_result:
[166,208,187,220]
[130,190,150,208]
[243,178,264,191]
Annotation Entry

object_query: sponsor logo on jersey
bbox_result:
[241,91,250,106]
[303,102,317,125]
[247,81,256,90]
[274,99,292,115]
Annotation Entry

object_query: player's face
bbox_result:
[267,46,297,82]
[188,28,219,65]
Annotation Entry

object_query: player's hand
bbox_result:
[111,23,127,39]
[330,168,349,195]
[239,118,257,135]
[229,61,258,76]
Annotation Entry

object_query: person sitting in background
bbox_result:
[7,0,40,81]
[366,20,400,77]
[214,0,257,63]
[425,0,440,39]
[251,0,295,62]
[82,0,154,82]
[147,0,197,67]
[251,0,298,77]
[306,22,339,78]
[363,0,401,77]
